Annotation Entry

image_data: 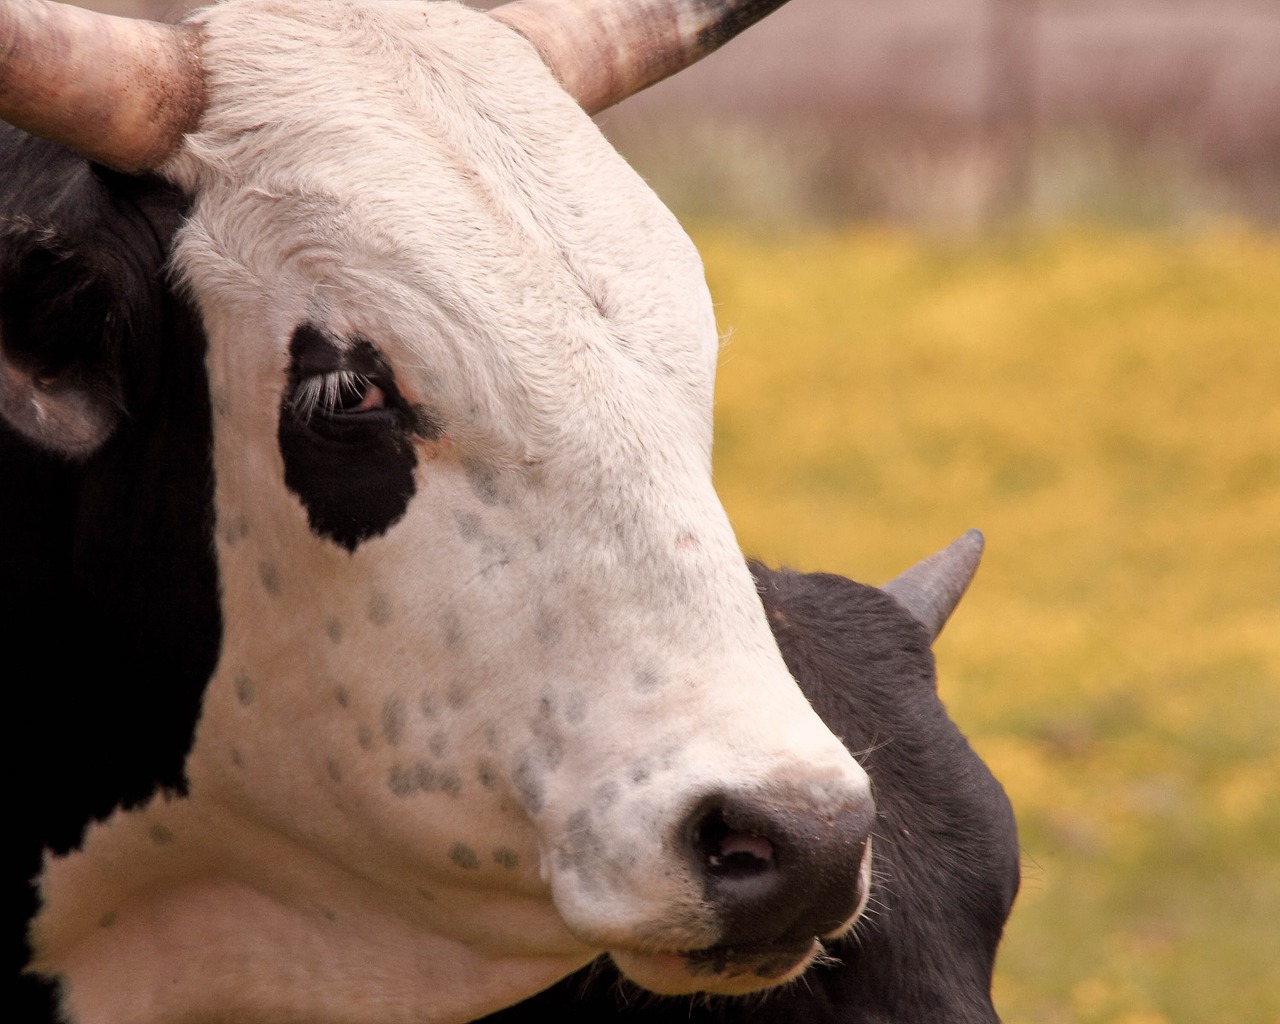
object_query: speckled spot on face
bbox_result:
[557,809,605,878]
[221,515,250,546]
[452,510,512,575]
[428,731,448,758]
[357,725,375,751]
[446,681,468,710]
[533,603,561,648]
[493,847,520,870]
[563,691,588,726]
[234,674,255,706]
[368,591,393,627]
[325,757,343,783]
[99,911,118,929]
[439,768,462,797]
[449,843,481,870]
[229,749,243,768]
[415,762,462,797]
[634,667,664,693]
[321,907,337,922]
[476,759,498,790]
[258,561,281,596]
[382,696,407,745]
[530,707,564,771]
[388,763,415,797]
[464,459,503,506]
[453,509,482,542]
[594,780,620,812]
[419,692,439,720]
[630,761,652,785]
[514,759,544,814]
[417,887,435,902]
[149,824,175,846]
[542,737,564,770]
[326,618,344,644]
[334,685,350,708]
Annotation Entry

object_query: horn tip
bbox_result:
[881,529,987,643]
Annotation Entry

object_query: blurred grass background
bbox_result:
[63,1,1280,1021]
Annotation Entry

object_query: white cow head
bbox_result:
[2,2,874,1021]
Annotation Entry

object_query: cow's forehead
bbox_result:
[170,0,719,463]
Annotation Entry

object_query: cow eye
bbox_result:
[281,324,442,448]
[292,370,387,421]
[279,326,430,552]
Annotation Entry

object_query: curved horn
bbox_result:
[0,0,203,172]
[882,529,985,643]
[491,0,792,114]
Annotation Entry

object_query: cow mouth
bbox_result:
[604,835,872,996]
[608,938,820,996]
[600,834,872,996]
[683,938,821,980]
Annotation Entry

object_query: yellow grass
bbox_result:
[695,222,1280,1024]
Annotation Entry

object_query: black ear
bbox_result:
[0,126,187,459]
[881,529,985,643]
[0,230,130,457]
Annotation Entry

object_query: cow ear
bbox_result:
[0,221,129,460]
[881,530,984,643]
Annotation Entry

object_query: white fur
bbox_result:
[30,3,872,1021]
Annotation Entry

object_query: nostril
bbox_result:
[684,789,874,949]
[697,807,776,879]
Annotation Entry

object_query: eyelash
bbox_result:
[291,370,377,421]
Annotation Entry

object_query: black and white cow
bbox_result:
[2,2,1019,1022]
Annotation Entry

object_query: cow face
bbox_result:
[10,3,873,1021]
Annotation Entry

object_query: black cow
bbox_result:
[4,125,1018,1022]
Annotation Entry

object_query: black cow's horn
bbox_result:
[0,0,203,173]
[491,0,792,115]
[882,529,985,642]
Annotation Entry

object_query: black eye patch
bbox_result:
[278,322,440,552]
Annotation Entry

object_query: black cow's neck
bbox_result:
[3,128,222,1024]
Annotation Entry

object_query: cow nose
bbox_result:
[686,790,875,947]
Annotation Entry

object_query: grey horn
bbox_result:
[0,0,204,172]
[882,529,985,643]
[491,0,793,115]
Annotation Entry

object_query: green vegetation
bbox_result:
[697,222,1280,1024]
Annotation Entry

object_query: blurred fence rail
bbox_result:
[73,0,1280,226]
